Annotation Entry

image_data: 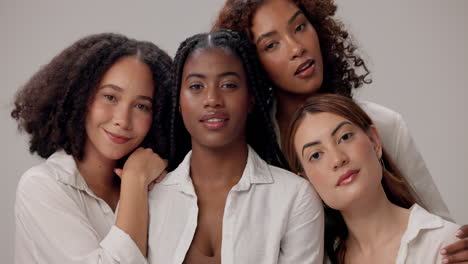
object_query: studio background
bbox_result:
[1,0,467,260]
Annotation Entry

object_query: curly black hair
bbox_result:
[11,33,173,161]
[167,29,289,170]
[213,0,371,97]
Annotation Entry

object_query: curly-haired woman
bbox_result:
[12,33,172,263]
[213,0,468,261]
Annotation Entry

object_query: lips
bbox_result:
[336,169,359,187]
[199,112,230,130]
[294,59,315,78]
[104,130,131,144]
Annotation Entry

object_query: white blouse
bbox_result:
[147,146,324,264]
[272,100,452,221]
[396,204,459,263]
[14,151,146,264]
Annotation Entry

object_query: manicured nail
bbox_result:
[442,258,448,264]
[440,248,447,255]
[455,230,464,237]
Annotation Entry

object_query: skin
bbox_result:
[250,0,323,140]
[294,112,410,263]
[179,48,252,261]
[76,56,167,255]
[249,0,468,261]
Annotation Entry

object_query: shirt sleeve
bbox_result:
[390,112,452,221]
[14,170,147,264]
[278,181,324,264]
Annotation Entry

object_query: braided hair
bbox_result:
[11,33,173,161]
[167,29,289,170]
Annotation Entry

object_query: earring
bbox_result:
[379,157,386,171]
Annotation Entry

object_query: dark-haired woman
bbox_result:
[213,0,468,261]
[12,33,172,263]
[147,29,324,264]
[286,94,460,263]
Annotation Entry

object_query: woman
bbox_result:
[286,93,460,263]
[12,33,171,263]
[147,29,324,264]
[213,0,468,260]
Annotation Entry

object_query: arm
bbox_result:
[278,181,324,264]
[115,147,167,256]
[15,148,166,264]
[14,174,147,264]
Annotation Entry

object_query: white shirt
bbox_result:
[396,204,460,264]
[272,100,452,221]
[147,146,324,264]
[14,151,146,264]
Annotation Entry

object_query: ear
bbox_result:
[367,125,383,158]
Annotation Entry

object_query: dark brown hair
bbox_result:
[11,33,173,161]
[212,0,371,97]
[285,94,417,263]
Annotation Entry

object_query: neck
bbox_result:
[190,141,248,189]
[276,91,309,137]
[341,186,410,253]
[76,142,119,193]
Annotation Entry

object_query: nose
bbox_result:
[203,86,223,108]
[286,36,305,60]
[330,147,349,170]
[113,104,132,130]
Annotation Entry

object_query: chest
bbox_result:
[148,185,289,264]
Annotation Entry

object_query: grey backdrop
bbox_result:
[1,0,467,261]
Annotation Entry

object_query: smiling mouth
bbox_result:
[104,130,131,144]
[295,59,315,76]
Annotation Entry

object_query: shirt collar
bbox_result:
[400,204,445,244]
[160,145,274,194]
[46,150,89,192]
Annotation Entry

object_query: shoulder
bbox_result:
[406,204,460,251]
[357,100,404,124]
[16,151,78,208]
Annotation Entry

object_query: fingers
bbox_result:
[441,239,468,263]
[456,225,468,239]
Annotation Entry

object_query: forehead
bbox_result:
[100,56,154,95]
[182,48,245,76]
[251,0,301,35]
[295,112,351,141]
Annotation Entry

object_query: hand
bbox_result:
[114,147,167,189]
[441,224,468,263]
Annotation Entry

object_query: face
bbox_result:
[85,56,154,161]
[294,112,383,211]
[251,0,324,96]
[179,48,253,150]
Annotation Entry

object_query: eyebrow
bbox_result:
[99,84,153,103]
[185,72,241,81]
[255,10,304,46]
[301,121,352,157]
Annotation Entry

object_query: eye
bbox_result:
[294,23,305,33]
[264,42,278,52]
[103,94,116,102]
[308,152,322,162]
[189,84,203,90]
[340,132,354,143]
[221,83,238,89]
[135,103,152,112]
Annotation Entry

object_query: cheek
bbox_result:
[133,112,153,135]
